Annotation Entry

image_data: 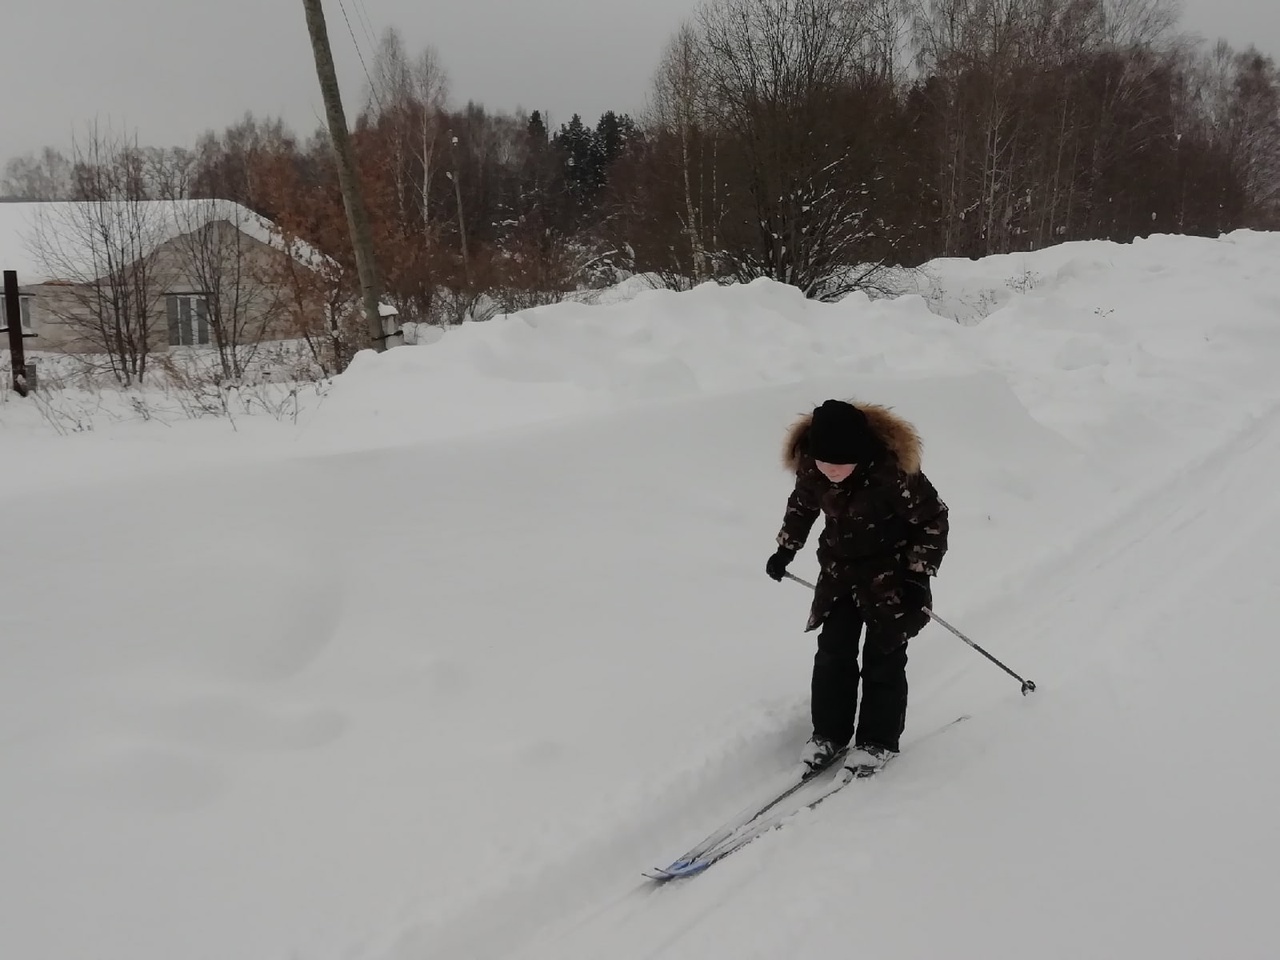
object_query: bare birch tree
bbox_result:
[2,147,75,200]
[694,0,894,296]
[1215,48,1280,225]
[651,23,714,283]
[365,28,451,233]
[170,201,287,380]
[29,125,170,384]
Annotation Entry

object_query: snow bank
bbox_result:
[308,230,1280,476]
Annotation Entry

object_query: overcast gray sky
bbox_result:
[4,0,1279,159]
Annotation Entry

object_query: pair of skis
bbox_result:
[644,715,969,882]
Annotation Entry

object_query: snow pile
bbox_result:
[3,230,1280,960]
[0,349,327,501]
[311,230,1280,475]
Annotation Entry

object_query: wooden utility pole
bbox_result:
[447,132,472,288]
[300,0,387,353]
[2,271,36,397]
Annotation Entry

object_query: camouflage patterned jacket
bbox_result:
[776,403,949,632]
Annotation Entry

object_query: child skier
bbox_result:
[765,399,949,777]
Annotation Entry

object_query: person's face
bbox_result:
[816,461,854,483]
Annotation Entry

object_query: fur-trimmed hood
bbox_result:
[783,401,922,475]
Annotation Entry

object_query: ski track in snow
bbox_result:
[487,402,1280,960]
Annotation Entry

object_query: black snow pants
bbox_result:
[811,593,910,752]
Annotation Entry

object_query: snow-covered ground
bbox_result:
[3,231,1280,959]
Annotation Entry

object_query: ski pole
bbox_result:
[782,572,1037,696]
[922,608,1036,695]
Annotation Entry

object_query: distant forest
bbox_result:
[5,0,1278,324]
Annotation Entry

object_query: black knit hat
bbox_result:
[808,399,880,465]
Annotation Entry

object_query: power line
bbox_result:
[353,0,380,59]
[335,0,382,112]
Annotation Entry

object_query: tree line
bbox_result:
[5,0,1278,329]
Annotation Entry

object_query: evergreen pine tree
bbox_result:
[554,114,598,209]
[594,111,638,170]
[527,110,548,145]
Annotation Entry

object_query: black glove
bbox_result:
[765,546,796,582]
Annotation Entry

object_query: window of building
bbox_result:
[1,295,33,332]
[167,294,210,346]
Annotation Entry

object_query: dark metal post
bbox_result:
[3,270,31,397]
